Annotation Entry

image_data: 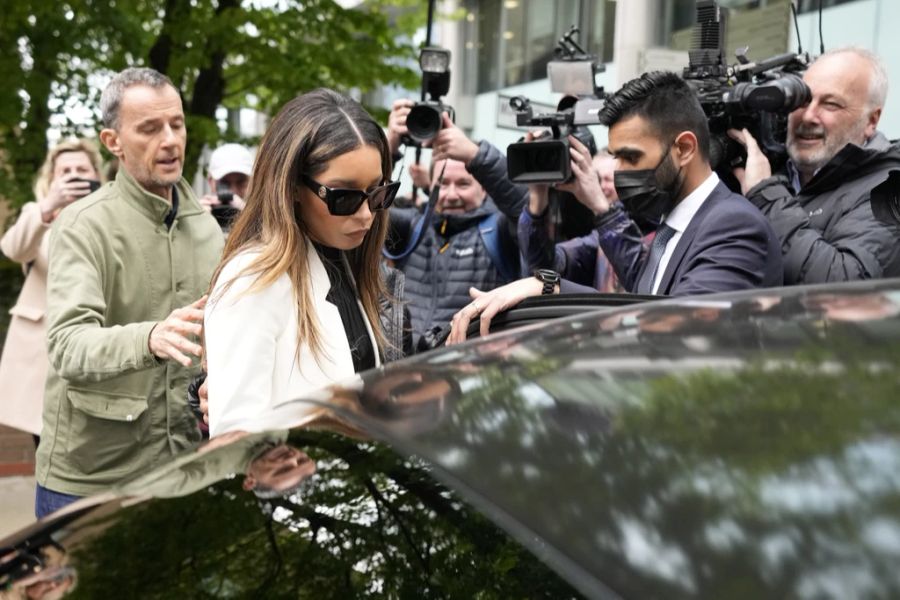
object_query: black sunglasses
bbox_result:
[301,174,400,216]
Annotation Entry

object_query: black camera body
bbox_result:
[684,1,811,174]
[211,181,239,228]
[402,46,455,146]
[506,26,604,184]
[506,97,601,184]
[405,101,456,145]
[70,177,101,194]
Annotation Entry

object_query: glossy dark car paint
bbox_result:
[2,279,900,599]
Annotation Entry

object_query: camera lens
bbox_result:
[406,104,443,143]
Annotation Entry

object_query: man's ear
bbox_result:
[100,128,123,158]
[673,131,699,167]
[865,106,882,139]
[242,475,256,491]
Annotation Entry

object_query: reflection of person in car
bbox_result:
[803,292,900,322]
[242,443,316,499]
[3,544,76,600]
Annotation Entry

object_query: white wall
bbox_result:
[468,62,619,153]
[789,0,895,137]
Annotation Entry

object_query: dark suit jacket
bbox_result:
[560,181,784,297]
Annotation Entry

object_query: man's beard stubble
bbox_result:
[788,120,870,174]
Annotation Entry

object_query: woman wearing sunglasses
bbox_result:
[203,88,404,438]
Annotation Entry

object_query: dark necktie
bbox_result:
[636,224,677,294]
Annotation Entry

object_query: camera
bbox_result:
[403,46,455,145]
[211,180,240,228]
[506,26,605,184]
[683,0,811,174]
[70,177,101,194]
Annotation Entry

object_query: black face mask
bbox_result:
[614,145,684,228]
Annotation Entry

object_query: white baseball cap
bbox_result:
[208,143,253,180]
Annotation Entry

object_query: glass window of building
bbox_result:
[797,0,860,12]
[464,0,616,94]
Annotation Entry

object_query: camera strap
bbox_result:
[382,162,446,262]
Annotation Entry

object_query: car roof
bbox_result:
[297,278,900,598]
[4,279,900,598]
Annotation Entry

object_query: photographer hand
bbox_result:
[523,132,551,215]
[409,163,432,191]
[728,128,772,195]
[556,135,610,215]
[199,193,220,212]
[229,194,247,211]
[430,113,479,166]
[40,175,93,223]
[387,98,415,155]
[149,295,207,367]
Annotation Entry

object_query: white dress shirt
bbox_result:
[651,171,720,294]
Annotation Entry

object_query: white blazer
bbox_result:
[204,242,381,437]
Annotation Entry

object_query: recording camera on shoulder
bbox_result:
[403,46,455,145]
[684,0,811,180]
[506,26,604,184]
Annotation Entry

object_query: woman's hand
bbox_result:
[40,176,93,223]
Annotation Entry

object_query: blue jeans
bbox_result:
[35,483,81,519]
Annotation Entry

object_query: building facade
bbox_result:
[417,0,897,157]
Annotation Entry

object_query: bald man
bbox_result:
[730,47,900,283]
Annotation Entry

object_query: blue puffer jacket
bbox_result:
[388,141,528,349]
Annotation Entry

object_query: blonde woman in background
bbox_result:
[0,139,104,443]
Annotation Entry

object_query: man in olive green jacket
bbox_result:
[35,68,224,516]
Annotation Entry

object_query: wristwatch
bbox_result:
[533,269,560,295]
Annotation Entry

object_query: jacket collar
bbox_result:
[115,168,205,224]
[802,131,898,195]
[432,198,496,237]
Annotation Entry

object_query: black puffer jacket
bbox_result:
[388,141,528,348]
[746,132,900,283]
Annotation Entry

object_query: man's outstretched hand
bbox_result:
[149,295,207,367]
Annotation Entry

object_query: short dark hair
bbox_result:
[599,71,710,161]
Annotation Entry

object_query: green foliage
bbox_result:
[66,432,582,598]
[0,0,426,209]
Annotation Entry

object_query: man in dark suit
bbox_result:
[447,71,783,343]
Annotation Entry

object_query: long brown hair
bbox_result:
[208,88,391,360]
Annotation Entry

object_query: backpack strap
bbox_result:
[478,212,518,282]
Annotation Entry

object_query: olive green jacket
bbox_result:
[36,169,224,496]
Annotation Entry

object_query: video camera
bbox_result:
[683,0,811,174]
[402,46,455,145]
[506,26,605,184]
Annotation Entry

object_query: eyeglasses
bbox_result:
[301,174,400,216]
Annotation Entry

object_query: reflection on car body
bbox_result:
[2,280,900,599]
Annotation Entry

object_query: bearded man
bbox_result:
[730,47,900,283]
